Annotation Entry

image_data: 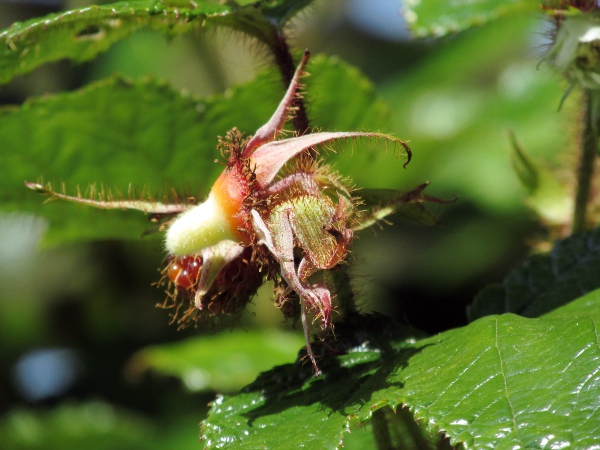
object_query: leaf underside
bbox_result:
[201,291,600,449]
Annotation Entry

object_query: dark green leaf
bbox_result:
[202,292,600,449]
[0,0,311,84]
[398,290,600,449]
[128,329,305,392]
[469,227,600,321]
[404,0,537,37]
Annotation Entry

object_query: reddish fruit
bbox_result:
[167,255,202,289]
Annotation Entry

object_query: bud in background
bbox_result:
[547,3,600,89]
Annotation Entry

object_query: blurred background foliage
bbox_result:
[0,0,573,447]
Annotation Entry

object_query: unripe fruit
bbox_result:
[167,255,203,289]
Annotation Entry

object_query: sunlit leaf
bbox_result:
[201,313,429,449]
[1,75,229,244]
[201,292,600,448]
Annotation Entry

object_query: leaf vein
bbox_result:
[494,318,518,439]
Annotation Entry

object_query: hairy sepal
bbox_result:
[249,132,412,187]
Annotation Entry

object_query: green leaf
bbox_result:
[200,314,436,448]
[404,0,537,37]
[469,227,600,321]
[0,0,311,85]
[398,291,600,449]
[201,293,600,449]
[128,329,305,392]
[2,54,393,245]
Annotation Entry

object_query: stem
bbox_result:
[270,33,311,137]
[572,92,598,233]
[372,408,394,450]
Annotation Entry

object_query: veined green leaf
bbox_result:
[1,75,232,245]
[0,0,311,84]
[201,313,432,449]
[201,291,600,448]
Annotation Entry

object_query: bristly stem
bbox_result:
[271,33,311,137]
[573,91,598,233]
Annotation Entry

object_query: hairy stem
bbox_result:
[573,92,599,233]
[270,33,311,137]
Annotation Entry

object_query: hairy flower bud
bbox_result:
[26,50,424,376]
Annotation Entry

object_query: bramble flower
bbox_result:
[26,51,446,374]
